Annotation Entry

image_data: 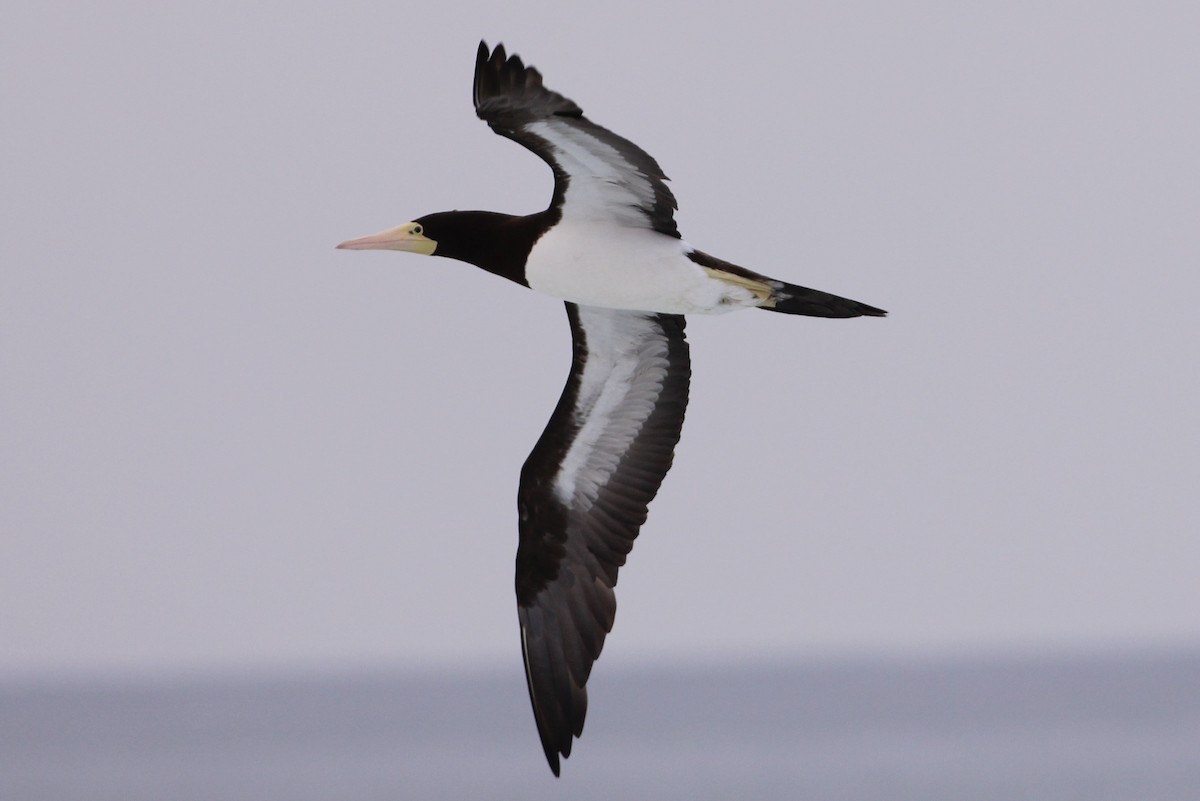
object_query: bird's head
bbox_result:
[337,210,535,286]
[336,215,441,255]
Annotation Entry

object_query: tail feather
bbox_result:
[763,281,887,318]
[686,249,887,319]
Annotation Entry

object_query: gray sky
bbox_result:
[2,1,1198,680]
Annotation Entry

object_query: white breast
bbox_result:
[525,223,758,315]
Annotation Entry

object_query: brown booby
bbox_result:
[338,41,885,776]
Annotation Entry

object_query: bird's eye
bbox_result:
[413,225,423,234]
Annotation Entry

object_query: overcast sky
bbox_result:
[2,1,1198,680]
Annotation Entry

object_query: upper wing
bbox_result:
[516,303,690,775]
[473,41,681,237]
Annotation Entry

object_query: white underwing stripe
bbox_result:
[525,120,658,226]
[552,307,671,506]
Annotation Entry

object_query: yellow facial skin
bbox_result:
[336,222,437,254]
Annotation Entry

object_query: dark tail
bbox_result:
[762,280,887,318]
[685,249,887,319]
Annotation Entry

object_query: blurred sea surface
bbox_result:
[3,650,1198,801]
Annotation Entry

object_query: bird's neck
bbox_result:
[435,210,555,287]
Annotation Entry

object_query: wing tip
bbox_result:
[473,40,582,120]
[520,602,593,776]
[543,740,564,777]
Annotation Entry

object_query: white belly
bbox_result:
[524,223,758,315]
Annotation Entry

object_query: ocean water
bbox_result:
[2,651,1198,801]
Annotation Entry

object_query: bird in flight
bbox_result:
[338,41,885,775]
